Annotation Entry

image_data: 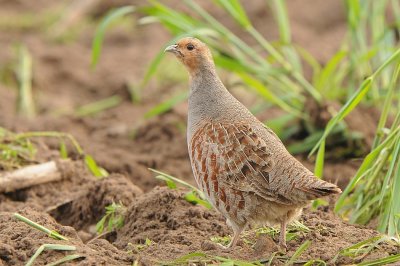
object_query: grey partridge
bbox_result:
[165,37,341,249]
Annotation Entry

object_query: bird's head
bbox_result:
[164,37,214,76]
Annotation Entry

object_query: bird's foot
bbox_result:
[217,243,232,250]
[217,232,241,250]
[200,240,233,250]
[278,241,287,252]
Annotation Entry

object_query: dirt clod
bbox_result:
[50,173,143,231]
[115,186,229,251]
[0,208,133,266]
[112,187,399,264]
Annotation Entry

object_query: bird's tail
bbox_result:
[302,178,342,200]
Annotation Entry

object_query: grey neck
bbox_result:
[187,67,233,140]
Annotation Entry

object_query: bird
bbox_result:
[164,37,342,250]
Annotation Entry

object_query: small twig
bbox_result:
[0,160,67,193]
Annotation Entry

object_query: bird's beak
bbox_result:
[164,44,178,54]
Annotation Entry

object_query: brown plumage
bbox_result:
[165,37,341,249]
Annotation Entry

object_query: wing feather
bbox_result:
[190,122,341,207]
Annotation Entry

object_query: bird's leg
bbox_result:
[219,220,245,250]
[227,227,242,248]
[279,218,288,251]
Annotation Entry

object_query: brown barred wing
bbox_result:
[189,122,294,206]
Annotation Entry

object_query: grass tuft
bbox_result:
[128,238,153,253]
[96,202,126,234]
[0,128,108,178]
[331,235,398,264]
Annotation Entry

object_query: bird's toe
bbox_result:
[218,243,232,250]
[278,242,287,252]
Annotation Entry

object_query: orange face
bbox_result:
[164,37,214,74]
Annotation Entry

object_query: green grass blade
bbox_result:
[138,47,165,90]
[294,44,321,80]
[357,253,400,266]
[149,168,209,201]
[336,236,382,259]
[372,48,400,78]
[217,259,260,266]
[215,0,251,29]
[314,140,325,178]
[214,54,256,73]
[281,45,303,73]
[269,0,291,43]
[350,194,381,224]
[184,190,212,209]
[287,130,325,154]
[95,216,107,234]
[47,254,85,266]
[264,113,296,139]
[183,0,266,67]
[310,77,372,156]
[84,155,108,178]
[285,240,311,266]
[346,0,361,30]
[310,47,400,156]
[238,73,303,118]
[26,244,76,266]
[303,260,327,266]
[149,168,199,191]
[14,131,84,155]
[16,45,35,118]
[155,175,177,189]
[388,144,400,236]
[142,1,199,32]
[91,6,135,68]
[372,63,400,148]
[144,91,188,119]
[335,126,400,212]
[160,252,208,265]
[378,137,400,205]
[314,50,347,92]
[14,213,68,241]
[59,141,68,159]
[268,0,303,73]
[246,26,321,102]
[75,95,122,117]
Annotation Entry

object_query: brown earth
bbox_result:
[114,187,399,265]
[0,0,397,265]
[0,208,134,265]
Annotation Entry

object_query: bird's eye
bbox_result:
[186,44,195,51]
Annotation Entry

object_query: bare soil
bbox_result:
[0,0,397,265]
